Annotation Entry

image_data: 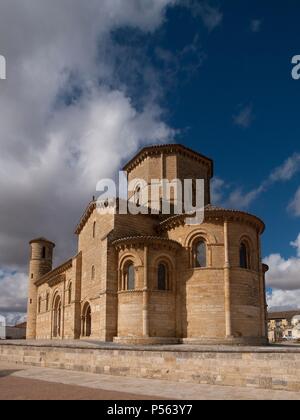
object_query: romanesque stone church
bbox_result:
[27,144,268,345]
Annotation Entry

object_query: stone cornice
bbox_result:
[122,144,214,177]
[75,201,96,235]
[35,259,73,287]
[47,274,66,287]
[157,205,265,234]
[111,236,182,252]
[74,198,160,236]
[29,237,55,247]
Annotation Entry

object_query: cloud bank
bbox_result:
[265,234,300,310]
[0,0,181,322]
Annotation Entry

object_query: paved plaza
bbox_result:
[1,361,300,400]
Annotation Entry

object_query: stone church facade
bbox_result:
[27,144,269,345]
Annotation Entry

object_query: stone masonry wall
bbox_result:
[1,343,300,392]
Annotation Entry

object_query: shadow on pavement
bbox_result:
[0,370,21,378]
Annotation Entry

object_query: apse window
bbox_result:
[240,242,250,269]
[194,240,207,268]
[157,263,168,291]
[125,263,135,290]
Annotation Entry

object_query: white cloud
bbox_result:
[225,186,263,209]
[0,270,28,313]
[264,253,300,291]
[291,233,300,257]
[211,177,226,204]
[267,289,300,311]
[213,153,300,210]
[0,0,178,318]
[289,187,300,216]
[250,19,262,33]
[183,0,223,31]
[155,34,206,83]
[269,153,300,182]
[264,233,300,311]
[0,0,176,265]
[264,234,300,291]
[264,234,300,310]
[233,105,254,128]
[0,312,27,327]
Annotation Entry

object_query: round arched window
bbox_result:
[125,263,135,290]
[194,240,207,268]
[68,283,72,304]
[38,296,42,313]
[240,242,250,269]
[46,293,50,312]
[157,263,168,291]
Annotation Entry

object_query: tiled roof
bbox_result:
[74,200,97,235]
[158,204,265,233]
[268,311,300,321]
[122,143,214,176]
[29,237,55,247]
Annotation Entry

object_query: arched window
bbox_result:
[125,263,135,290]
[53,295,62,338]
[240,242,250,269]
[41,246,46,259]
[193,239,207,268]
[82,303,92,337]
[158,263,168,291]
[46,293,50,312]
[38,296,42,313]
[93,221,96,239]
[91,266,95,281]
[68,283,72,305]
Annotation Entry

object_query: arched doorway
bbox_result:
[52,295,62,338]
[81,303,92,338]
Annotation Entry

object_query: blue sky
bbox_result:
[0,0,299,323]
[126,0,300,259]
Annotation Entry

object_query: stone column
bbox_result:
[118,268,122,291]
[262,265,269,339]
[50,306,53,340]
[62,279,66,339]
[143,246,150,337]
[224,220,233,338]
[257,231,267,338]
[81,316,85,338]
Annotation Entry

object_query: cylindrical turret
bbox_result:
[26,237,55,340]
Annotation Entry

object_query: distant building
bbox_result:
[0,315,6,340]
[1,321,27,340]
[15,322,27,330]
[268,311,300,342]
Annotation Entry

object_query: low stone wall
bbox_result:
[1,342,300,392]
